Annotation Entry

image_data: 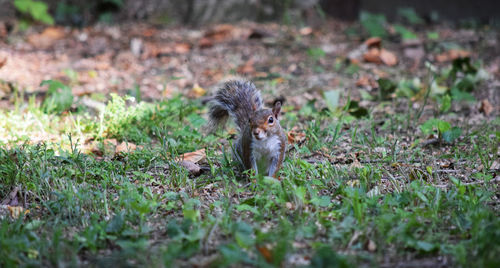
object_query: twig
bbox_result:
[1,186,19,205]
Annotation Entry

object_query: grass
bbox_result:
[0,84,498,267]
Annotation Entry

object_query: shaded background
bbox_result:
[1,0,499,26]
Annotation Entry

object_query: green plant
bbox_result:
[420,118,462,143]
[14,0,54,29]
[393,24,418,40]
[397,7,424,25]
[360,11,387,38]
[41,80,74,114]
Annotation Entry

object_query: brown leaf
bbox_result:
[187,83,206,98]
[379,49,398,66]
[203,24,235,42]
[436,49,470,62]
[115,141,138,154]
[372,68,389,78]
[174,43,191,54]
[363,48,382,64]
[299,27,313,35]
[177,149,206,163]
[8,206,27,219]
[198,37,213,48]
[179,160,201,176]
[364,37,382,48]
[287,130,306,144]
[237,59,255,74]
[479,99,493,116]
[356,76,377,88]
[141,28,157,38]
[27,27,65,49]
[0,56,6,70]
[257,245,273,263]
[104,138,118,147]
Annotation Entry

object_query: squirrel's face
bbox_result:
[251,112,275,140]
[251,101,282,141]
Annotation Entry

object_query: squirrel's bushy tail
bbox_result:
[208,80,263,132]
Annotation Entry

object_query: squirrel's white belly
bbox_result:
[252,135,281,175]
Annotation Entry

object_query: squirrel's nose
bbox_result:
[253,129,263,139]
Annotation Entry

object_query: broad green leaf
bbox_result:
[378,78,397,99]
[394,24,418,40]
[451,87,475,102]
[437,120,451,134]
[295,186,307,203]
[430,81,448,95]
[360,11,387,37]
[415,241,435,252]
[236,204,259,214]
[420,118,439,135]
[397,7,424,25]
[440,94,451,113]
[323,90,340,112]
[442,127,462,143]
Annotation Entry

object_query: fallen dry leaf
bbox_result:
[257,245,273,263]
[356,76,377,88]
[287,130,306,144]
[27,27,66,49]
[188,83,207,98]
[479,99,493,116]
[179,160,201,176]
[379,48,398,66]
[204,24,235,41]
[199,24,237,48]
[436,49,471,62]
[115,141,138,154]
[372,68,389,78]
[299,27,313,35]
[176,148,206,163]
[8,206,27,219]
[102,138,118,149]
[198,37,214,48]
[237,59,255,74]
[364,37,382,48]
[0,56,6,69]
[174,43,191,54]
[363,47,382,64]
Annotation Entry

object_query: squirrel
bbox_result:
[208,80,286,178]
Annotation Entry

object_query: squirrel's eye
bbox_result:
[268,116,274,124]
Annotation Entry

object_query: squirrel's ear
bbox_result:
[272,101,282,118]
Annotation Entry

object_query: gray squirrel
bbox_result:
[208,80,286,178]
